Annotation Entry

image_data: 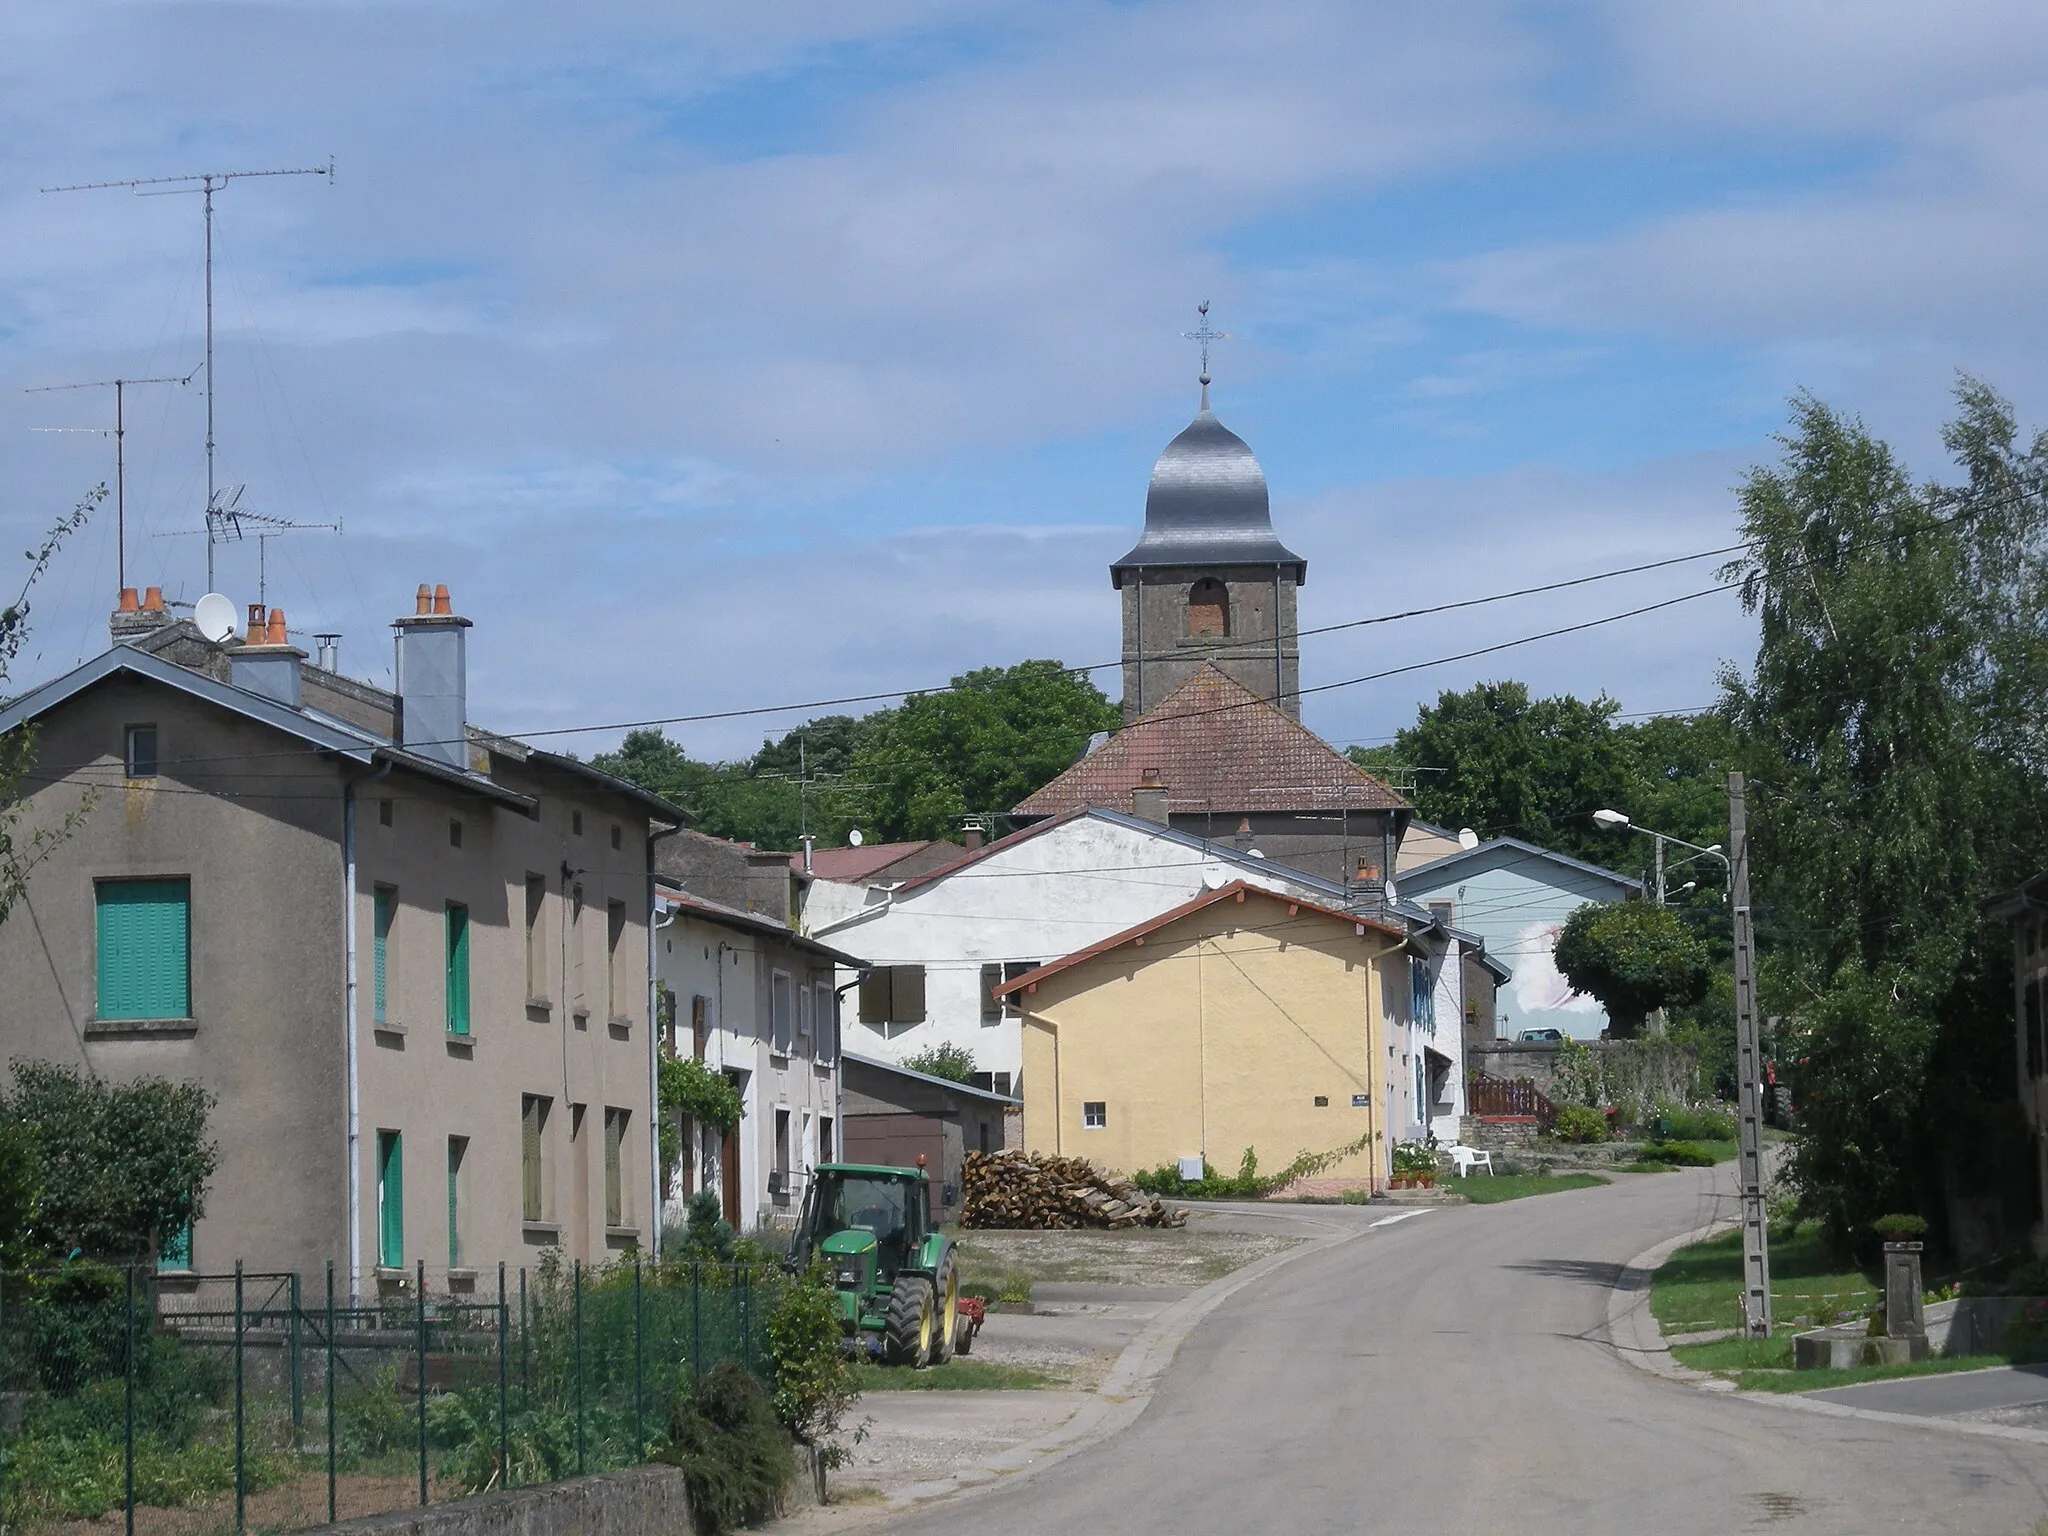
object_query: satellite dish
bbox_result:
[848,829,864,847]
[1457,827,1480,851]
[194,593,237,645]
[1201,866,1227,891]
[1246,846,1266,859]
[1384,878,1399,904]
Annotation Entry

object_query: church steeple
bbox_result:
[1112,306,1305,721]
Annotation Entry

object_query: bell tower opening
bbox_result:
[1186,577,1229,638]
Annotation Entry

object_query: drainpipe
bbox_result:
[646,825,682,1258]
[342,757,392,1305]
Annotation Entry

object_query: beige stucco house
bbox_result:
[1000,882,1410,1193]
[0,586,682,1298]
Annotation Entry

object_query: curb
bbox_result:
[869,1205,1382,1514]
[1607,1211,2048,1448]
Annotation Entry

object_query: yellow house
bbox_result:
[1000,882,1410,1193]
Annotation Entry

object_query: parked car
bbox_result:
[1516,1027,1565,1043]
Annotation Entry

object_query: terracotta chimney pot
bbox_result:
[246,603,267,645]
[266,608,287,645]
[1357,860,1380,882]
[415,584,432,616]
[432,584,452,616]
[141,587,164,613]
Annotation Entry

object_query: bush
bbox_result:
[1652,1101,1736,1143]
[658,1364,795,1536]
[764,1271,860,1468]
[1638,1141,1716,1167]
[1871,1212,1928,1242]
[1552,1105,1610,1144]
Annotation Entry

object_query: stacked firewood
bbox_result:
[961,1149,1188,1229]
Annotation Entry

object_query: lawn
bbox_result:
[850,1360,1060,1392]
[1437,1173,1609,1203]
[1650,1224,1878,1336]
[1668,1334,2015,1392]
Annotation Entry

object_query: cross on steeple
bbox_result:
[1183,300,1229,411]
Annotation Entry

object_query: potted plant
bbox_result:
[1391,1140,1437,1189]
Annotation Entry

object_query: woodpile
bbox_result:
[961,1149,1188,1229]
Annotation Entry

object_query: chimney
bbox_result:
[230,608,305,707]
[313,633,341,672]
[393,582,472,770]
[109,585,173,645]
[1132,769,1170,827]
[962,821,985,851]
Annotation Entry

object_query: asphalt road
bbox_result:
[886,1169,2048,1535]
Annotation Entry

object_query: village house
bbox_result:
[1001,883,1412,1193]
[0,586,682,1295]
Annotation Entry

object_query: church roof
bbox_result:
[1013,663,1405,818]
[1110,406,1307,586]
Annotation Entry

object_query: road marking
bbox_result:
[1369,1209,1435,1228]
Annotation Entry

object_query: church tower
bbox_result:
[1111,349,1305,720]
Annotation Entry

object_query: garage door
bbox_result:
[843,1112,947,1223]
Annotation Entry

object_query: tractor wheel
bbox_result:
[931,1252,960,1366]
[883,1274,935,1367]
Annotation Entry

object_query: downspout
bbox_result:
[342,757,392,1305]
[646,824,682,1258]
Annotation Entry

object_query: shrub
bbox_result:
[2004,1258,2048,1296]
[1652,1101,1736,1143]
[1552,1105,1610,1145]
[1638,1141,1716,1167]
[764,1270,860,1469]
[1871,1212,1928,1243]
[899,1043,976,1084]
[658,1364,795,1535]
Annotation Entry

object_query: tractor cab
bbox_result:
[791,1162,966,1367]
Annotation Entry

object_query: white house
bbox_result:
[653,884,862,1235]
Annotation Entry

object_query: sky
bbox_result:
[6,1,2048,769]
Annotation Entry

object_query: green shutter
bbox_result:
[373,888,393,1022]
[445,903,470,1036]
[96,879,191,1020]
[447,1138,464,1269]
[378,1130,403,1268]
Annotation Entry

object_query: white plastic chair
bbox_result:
[1445,1144,1494,1177]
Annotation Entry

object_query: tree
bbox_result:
[1,490,104,928]
[1551,901,1712,1039]
[6,1061,219,1260]
[1723,381,2048,1251]
[841,660,1119,842]
[899,1042,976,1083]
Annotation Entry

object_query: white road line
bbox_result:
[1368,1209,1436,1228]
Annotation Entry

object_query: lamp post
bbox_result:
[1590,809,1728,905]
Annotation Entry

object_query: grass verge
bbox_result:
[850,1360,1061,1392]
[1733,1354,2012,1393]
[1450,1173,1608,1204]
[1650,1223,1877,1336]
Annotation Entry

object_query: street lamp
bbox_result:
[1590,809,1729,906]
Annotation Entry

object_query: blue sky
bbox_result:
[6,1,2048,765]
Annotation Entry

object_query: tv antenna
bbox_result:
[43,159,336,588]
[25,368,198,591]
[152,489,338,607]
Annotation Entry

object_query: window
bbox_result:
[158,1220,192,1273]
[970,1071,1015,1098]
[774,1108,790,1178]
[524,875,547,999]
[521,1095,550,1222]
[815,985,838,1064]
[447,1136,467,1268]
[124,724,159,779]
[771,971,794,1054]
[1427,899,1455,927]
[377,1130,404,1268]
[448,817,463,849]
[378,798,393,828]
[819,1116,834,1163]
[610,824,622,851]
[606,900,626,1018]
[857,965,926,1025]
[96,878,191,1020]
[571,884,586,1010]
[978,1119,991,1155]
[372,885,396,1023]
[799,983,813,1041]
[1410,955,1436,1032]
[445,902,471,1036]
[603,1107,628,1227]
[993,1071,1012,1098]
[1082,1101,1106,1130]
[572,810,584,837]
[1186,577,1229,638]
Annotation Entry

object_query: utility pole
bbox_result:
[1729,771,1772,1337]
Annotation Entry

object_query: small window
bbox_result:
[819,1115,834,1163]
[572,810,584,836]
[124,724,159,779]
[1427,900,1455,927]
[524,875,547,999]
[993,1071,1013,1098]
[1082,1101,1106,1130]
[815,985,838,1064]
[521,1095,550,1222]
[1314,1095,1330,1107]
[378,798,393,828]
[449,818,463,849]
[606,900,626,1018]
[610,824,622,851]
[774,1108,791,1176]
[771,971,794,1054]
[446,1136,467,1268]
[1186,577,1229,638]
[603,1107,628,1228]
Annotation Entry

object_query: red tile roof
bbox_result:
[992,880,1407,997]
[797,840,955,884]
[1013,663,1405,818]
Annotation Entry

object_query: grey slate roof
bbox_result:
[1397,835,1643,894]
[1110,408,1306,583]
[840,1050,1021,1106]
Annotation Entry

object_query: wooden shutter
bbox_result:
[858,969,890,1024]
[895,964,926,1022]
[446,904,471,1035]
[980,964,1003,1022]
[95,878,191,1020]
[378,1130,403,1268]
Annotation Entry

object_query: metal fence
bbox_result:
[0,1257,781,1536]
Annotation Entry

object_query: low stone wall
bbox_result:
[1928,1295,2044,1357]
[1464,1117,1543,1154]
[305,1451,823,1536]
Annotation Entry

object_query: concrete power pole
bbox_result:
[1729,771,1772,1337]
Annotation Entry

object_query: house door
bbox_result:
[720,1129,741,1227]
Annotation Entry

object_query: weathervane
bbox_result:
[1182,300,1229,410]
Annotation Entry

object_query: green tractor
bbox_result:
[791,1162,969,1366]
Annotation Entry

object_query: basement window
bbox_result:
[124,724,159,779]
[1082,1101,1106,1130]
[378,798,394,828]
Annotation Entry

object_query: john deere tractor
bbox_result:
[791,1162,967,1366]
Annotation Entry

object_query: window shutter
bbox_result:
[521,1098,543,1222]
[373,888,393,1022]
[446,904,471,1035]
[378,1131,404,1268]
[859,969,890,1024]
[96,879,191,1020]
[895,964,926,1023]
[980,964,1003,1022]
